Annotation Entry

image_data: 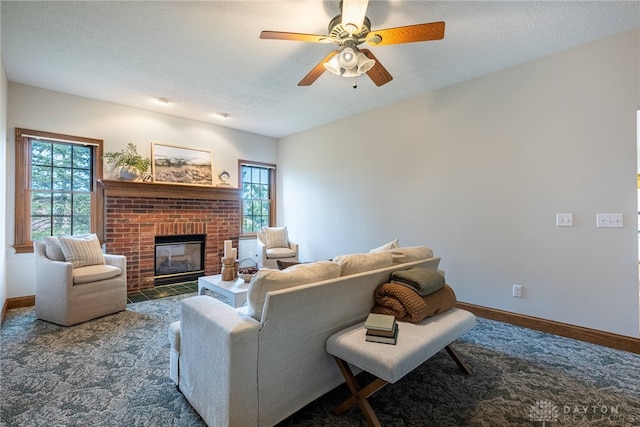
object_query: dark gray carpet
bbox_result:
[1,294,639,426]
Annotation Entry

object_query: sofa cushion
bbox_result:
[369,239,399,253]
[265,247,296,259]
[247,261,341,321]
[389,246,434,264]
[72,264,122,284]
[277,260,301,270]
[58,234,106,268]
[43,236,66,261]
[265,226,289,249]
[332,252,393,277]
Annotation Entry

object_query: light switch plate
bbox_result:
[596,213,623,228]
[556,213,573,227]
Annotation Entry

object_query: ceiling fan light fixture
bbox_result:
[324,55,342,76]
[337,47,358,69]
[356,51,375,74]
[342,67,360,78]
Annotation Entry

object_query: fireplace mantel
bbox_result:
[98,179,241,201]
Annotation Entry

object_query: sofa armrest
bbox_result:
[104,254,126,272]
[288,241,299,254]
[34,247,74,296]
[179,296,260,427]
[258,236,268,256]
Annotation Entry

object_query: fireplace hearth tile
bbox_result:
[127,281,198,304]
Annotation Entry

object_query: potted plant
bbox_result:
[103,143,151,181]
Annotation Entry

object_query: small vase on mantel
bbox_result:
[119,166,141,181]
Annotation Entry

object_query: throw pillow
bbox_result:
[277,260,301,270]
[389,246,434,264]
[58,234,106,268]
[332,252,393,276]
[43,236,65,261]
[369,239,400,253]
[265,226,289,249]
[247,261,341,321]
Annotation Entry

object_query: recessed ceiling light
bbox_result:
[154,97,172,105]
[214,112,231,120]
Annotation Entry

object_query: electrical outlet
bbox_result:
[596,213,623,228]
[512,284,522,298]
[556,213,573,227]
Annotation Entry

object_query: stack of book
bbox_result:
[364,313,398,345]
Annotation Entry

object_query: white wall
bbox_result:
[279,29,640,338]
[5,84,278,298]
[1,53,8,312]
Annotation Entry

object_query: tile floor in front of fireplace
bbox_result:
[127,281,198,304]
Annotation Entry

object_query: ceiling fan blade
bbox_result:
[298,51,338,86]
[260,31,333,44]
[341,0,369,34]
[366,21,445,46]
[360,49,393,86]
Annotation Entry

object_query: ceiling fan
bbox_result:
[260,0,445,87]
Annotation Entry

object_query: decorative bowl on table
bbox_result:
[238,258,258,283]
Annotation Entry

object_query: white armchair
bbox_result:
[34,236,127,326]
[257,226,299,269]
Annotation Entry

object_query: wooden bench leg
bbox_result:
[331,357,388,427]
[445,344,472,375]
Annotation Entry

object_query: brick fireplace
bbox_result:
[98,180,242,291]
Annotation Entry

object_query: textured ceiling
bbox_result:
[1,1,639,138]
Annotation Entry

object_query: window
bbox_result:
[14,129,103,253]
[239,160,276,235]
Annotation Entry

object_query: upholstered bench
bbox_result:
[326,307,476,427]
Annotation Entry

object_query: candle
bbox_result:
[231,248,237,261]
[224,240,232,258]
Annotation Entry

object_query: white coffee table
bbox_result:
[198,274,248,308]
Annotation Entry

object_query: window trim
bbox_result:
[238,159,276,237]
[14,128,104,253]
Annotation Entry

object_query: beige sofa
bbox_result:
[169,246,475,426]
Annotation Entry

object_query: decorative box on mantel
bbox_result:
[98,180,242,292]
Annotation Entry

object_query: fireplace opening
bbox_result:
[154,234,205,286]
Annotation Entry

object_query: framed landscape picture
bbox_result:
[151,143,214,186]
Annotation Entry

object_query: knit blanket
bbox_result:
[391,267,445,296]
[371,282,457,323]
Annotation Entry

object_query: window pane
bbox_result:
[31,166,52,190]
[31,192,52,215]
[31,217,51,241]
[243,199,252,216]
[53,193,72,216]
[260,200,270,216]
[53,167,72,191]
[73,169,91,191]
[73,145,91,169]
[31,142,52,166]
[73,193,91,215]
[73,215,90,234]
[52,216,72,236]
[257,183,268,199]
[259,216,270,229]
[53,144,72,167]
